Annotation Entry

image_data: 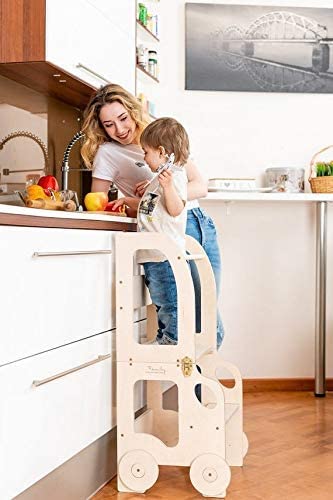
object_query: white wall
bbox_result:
[0,104,47,188]
[157,0,333,378]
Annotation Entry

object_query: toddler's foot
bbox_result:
[143,338,159,345]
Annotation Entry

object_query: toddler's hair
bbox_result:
[140,117,190,165]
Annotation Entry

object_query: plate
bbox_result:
[208,187,274,193]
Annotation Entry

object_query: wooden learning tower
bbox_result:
[115,232,248,498]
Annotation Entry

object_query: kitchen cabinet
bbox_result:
[0,330,113,499]
[0,0,136,109]
[46,0,136,92]
[0,214,150,498]
[0,321,148,499]
[0,224,148,366]
[0,226,114,366]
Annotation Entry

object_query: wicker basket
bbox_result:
[309,145,333,193]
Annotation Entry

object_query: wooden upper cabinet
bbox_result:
[0,0,46,63]
[0,0,136,109]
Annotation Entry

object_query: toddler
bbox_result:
[111,117,189,345]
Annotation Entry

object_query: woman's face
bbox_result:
[99,102,138,145]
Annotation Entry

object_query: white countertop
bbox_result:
[0,203,136,223]
[201,192,333,202]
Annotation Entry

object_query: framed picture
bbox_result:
[185,3,333,92]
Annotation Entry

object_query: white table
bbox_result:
[202,192,333,397]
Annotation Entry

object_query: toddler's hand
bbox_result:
[158,170,173,189]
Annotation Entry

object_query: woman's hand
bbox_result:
[184,159,208,200]
[135,180,150,197]
[158,170,173,189]
[109,197,127,210]
[108,196,140,218]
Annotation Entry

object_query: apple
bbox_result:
[38,175,59,195]
[104,201,126,214]
[84,192,108,211]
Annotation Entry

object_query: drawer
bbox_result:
[0,330,115,499]
[0,226,114,365]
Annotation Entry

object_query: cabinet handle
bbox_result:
[32,354,111,387]
[76,63,110,83]
[32,250,112,258]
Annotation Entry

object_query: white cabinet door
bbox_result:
[0,226,114,365]
[0,330,114,500]
[46,0,136,93]
[85,0,136,36]
[0,321,147,499]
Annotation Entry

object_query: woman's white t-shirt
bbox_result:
[92,141,199,209]
[93,142,153,197]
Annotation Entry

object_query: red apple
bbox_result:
[38,175,59,195]
[84,192,108,211]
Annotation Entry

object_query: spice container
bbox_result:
[148,50,158,78]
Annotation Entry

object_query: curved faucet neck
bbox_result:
[0,131,49,171]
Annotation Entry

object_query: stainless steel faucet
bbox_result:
[0,130,49,176]
[61,131,89,190]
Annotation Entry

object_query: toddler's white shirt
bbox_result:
[136,165,187,263]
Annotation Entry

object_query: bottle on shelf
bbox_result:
[137,92,148,114]
[138,3,147,26]
[137,2,159,37]
[137,44,149,70]
[148,50,158,79]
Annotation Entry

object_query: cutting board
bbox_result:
[83,211,128,217]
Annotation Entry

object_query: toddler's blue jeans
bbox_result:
[143,261,178,345]
[186,207,225,349]
[143,208,224,349]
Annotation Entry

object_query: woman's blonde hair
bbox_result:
[140,117,190,165]
[81,84,150,168]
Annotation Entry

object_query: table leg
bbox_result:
[315,201,327,397]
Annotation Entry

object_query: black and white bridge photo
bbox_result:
[185,3,333,93]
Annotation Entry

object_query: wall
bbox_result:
[157,0,333,378]
[0,75,48,190]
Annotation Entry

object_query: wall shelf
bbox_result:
[136,19,159,42]
[136,64,159,83]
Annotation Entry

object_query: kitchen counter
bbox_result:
[201,190,333,396]
[0,204,137,231]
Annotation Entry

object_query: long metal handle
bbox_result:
[76,63,110,83]
[32,250,112,258]
[3,168,44,175]
[32,353,111,387]
[315,201,327,397]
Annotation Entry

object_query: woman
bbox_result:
[81,84,224,348]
